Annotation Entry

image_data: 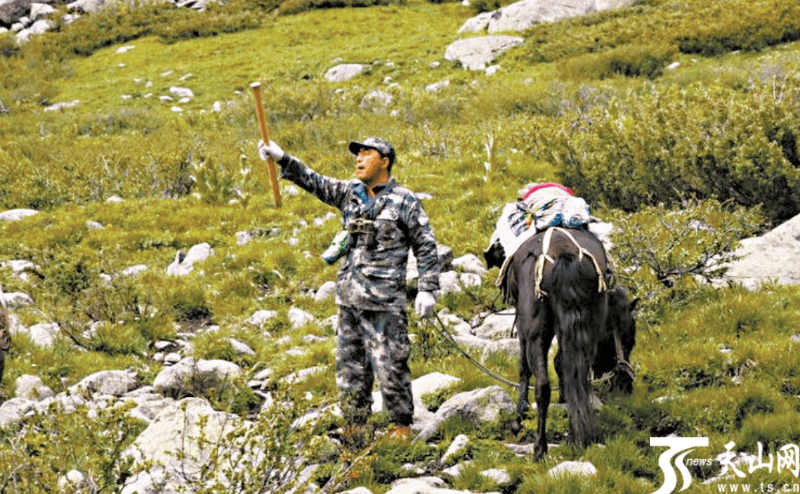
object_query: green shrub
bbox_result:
[278,0,402,16]
[0,401,144,492]
[467,0,503,14]
[516,0,800,66]
[608,199,761,320]
[675,1,800,56]
[553,81,800,223]
[162,279,214,327]
[557,43,676,80]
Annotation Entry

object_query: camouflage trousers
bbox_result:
[336,306,414,427]
[0,307,8,386]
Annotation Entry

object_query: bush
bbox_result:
[608,199,762,321]
[675,1,800,56]
[160,279,214,328]
[515,0,800,67]
[278,0,402,15]
[552,81,800,223]
[557,43,676,80]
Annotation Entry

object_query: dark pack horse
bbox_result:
[487,227,638,460]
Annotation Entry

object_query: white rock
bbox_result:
[15,375,54,401]
[235,231,252,245]
[0,209,38,221]
[226,338,255,355]
[445,36,524,71]
[153,357,242,396]
[166,243,213,276]
[30,3,55,21]
[425,80,450,93]
[3,291,33,308]
[314,281,336,302]
[324,63,364,82]
[417,385,514,441]
[288,307,315,328]
[282,365,326,385]
[725,213,800,288]
[69,370,138,397]
[121,265,147,277]
[245,309,278,327]
[473,309,516,339]
[441,434,469,465]
[44,100,80,111]
[360,89,392,110]
[169,86,193,98]
[548,460,597,477]
[481,468,511,484]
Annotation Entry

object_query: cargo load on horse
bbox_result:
[483,182,613,276]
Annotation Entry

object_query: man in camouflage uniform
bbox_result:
[258,136,440,438]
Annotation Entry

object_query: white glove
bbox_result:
[258,139,285,162]
[414,291,436,318]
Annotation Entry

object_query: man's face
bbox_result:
[355,148,388,185]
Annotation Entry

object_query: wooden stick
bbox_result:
[250,82,282,208]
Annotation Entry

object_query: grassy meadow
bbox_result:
[2,0,800,491]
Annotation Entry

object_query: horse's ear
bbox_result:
[630,297,640,312]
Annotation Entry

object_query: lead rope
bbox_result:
[430,311,528,389]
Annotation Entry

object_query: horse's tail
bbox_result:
[549,249,606,447]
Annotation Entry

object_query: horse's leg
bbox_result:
[515,267,554,460]
[554,344,566,403]
[530,299,555,461]
[512,320,531,436]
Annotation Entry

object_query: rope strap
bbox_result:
[534,227,607,300]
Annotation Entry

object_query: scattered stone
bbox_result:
[226,338,255,355]
[440,434,469,465]
[288,307,315,328]
[121,265,147,277]
[0,209,38,221]
[245,309,278,327]
[3,291,33,309]
[15,375,54,401]
[548,460,597,477]
[314,281,336,302]
[166,243,213,276]
[444,36,524,71]
[425,80,450,93]
[481,468,511,484]
[324,63,364,82]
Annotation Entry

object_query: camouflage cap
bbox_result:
[348,137,396,165]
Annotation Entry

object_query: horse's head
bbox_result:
[607,286,638,351]
[592,285,639,393]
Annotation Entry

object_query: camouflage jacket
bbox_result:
[277,154,440,312]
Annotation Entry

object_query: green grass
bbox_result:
[2,0,800,491]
